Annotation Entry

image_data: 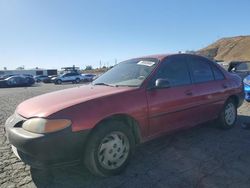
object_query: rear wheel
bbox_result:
[56,79,62,84]
[84,121,135,176]
[217,99,237,129]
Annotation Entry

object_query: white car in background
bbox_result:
[52,72,83,84]
[81,73,96,82]
[34,75,49,82]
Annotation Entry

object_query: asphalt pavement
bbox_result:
[1,83,250,188]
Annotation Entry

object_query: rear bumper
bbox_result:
[5,114,90,169]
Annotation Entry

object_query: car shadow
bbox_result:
[52,82,90,86]
[0,84,39,89]
[30,115,250,188]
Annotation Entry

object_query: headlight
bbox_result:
[22,118,71,134]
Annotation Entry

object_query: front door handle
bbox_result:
[185,90,193,96]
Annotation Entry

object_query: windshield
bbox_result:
[93,58,158,87]
[244,75,250,85]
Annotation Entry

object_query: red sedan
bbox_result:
[5,54,244,176]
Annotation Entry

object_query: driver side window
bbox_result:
[151,56,191,87]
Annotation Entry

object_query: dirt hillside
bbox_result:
[197,35,250,62]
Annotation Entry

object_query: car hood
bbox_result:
[16,85,135,118]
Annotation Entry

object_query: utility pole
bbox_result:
[99,60,102,69]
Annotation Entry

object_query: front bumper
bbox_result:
[5,114,90,169]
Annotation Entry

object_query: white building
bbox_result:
[0,69,58,77]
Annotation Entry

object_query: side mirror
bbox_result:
[155,78,171,88]
[230,67,236,72]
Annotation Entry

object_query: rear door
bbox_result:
[187,56,227,123]
[146,55,200,137]
[71,73,80,81]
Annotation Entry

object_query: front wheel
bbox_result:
[217,99,237,129]
[84,121,135,176]
[75,78,80,83]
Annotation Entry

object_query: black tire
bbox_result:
[75,78,80,83]
[217,99,237,129]
[84,120,135,177]
[30,168,53,186]
[56,79,62,85]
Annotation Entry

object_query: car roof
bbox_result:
[134,53,209,61]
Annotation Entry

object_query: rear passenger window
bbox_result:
[189,58,214,83]
[212,66,224,80]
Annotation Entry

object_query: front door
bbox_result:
[146,55,200,138]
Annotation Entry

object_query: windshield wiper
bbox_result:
[93,82,118,87]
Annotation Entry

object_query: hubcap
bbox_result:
[97,131,130,170]
[225,103,236,125]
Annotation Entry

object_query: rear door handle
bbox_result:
[185,90,193,96]
[222,84,228,89]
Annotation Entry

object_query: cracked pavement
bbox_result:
[1,84,250,188]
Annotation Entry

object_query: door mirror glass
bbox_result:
[155,78,170,88]
[231,67,236,72]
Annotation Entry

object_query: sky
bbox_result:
[0,0,250,70]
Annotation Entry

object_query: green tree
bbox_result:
[85,65,93,70]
